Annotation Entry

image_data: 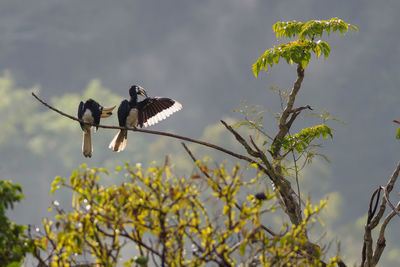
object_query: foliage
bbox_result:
[252,18,358,77]
[281,125,333,154]
[31,163,343,266]
[0,180,32,266]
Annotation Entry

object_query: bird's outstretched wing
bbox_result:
[137,97,182,127]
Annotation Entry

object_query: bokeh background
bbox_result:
[1,0,400,265]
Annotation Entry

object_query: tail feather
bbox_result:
[82,129,92,158]
[109,129,128,152]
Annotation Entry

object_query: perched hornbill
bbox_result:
[78,99,115,158]
[109,85,182,152]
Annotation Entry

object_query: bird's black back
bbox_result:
[77,99,103,130]
[117,99,136,127]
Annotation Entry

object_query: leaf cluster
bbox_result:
[273,18,358,40]
[253,18,358,77]
[281,125,333,154]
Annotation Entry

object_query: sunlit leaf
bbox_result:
[396,128,400,139]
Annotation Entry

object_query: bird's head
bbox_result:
[129,85,148,98]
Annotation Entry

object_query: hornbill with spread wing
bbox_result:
[109,85,182,152]
[78,99,115,157]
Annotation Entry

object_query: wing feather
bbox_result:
[137,97,182,128]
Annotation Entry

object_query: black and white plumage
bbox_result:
[109,85,182,152]
[78,99,115,157]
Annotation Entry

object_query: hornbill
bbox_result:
[78,99,115,157]
[109,85,182,152]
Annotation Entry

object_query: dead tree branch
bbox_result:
[382,186,400,217]
[361,160,400,267]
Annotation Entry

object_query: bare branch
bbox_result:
[289,105,313,114]
[32,92,256,164]
[382,185,400,217]
[361,160,400,267]
[220,120,261,158]
[372,201,400,265]
[286,105,312,130]
[272,64,305,158]
[370,161,400,266]
[181,142,211,179]
[119,228,162,258]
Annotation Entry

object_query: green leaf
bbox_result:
[134,256,148,265]
[350,24,359,32]
[273,20,304,39]
[318,41,331,59]
[50,176,65,194]
[239,241,247,256]
[396,128,400,139]
[272,53,280,64]
[300,58,308,69]
[6,262,22,267]
[314,42,322,58]
[252,62,259,78]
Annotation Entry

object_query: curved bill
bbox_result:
[138,86,148,98]
[101,105,116,118]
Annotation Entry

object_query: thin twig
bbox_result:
[220,120,260,158]
[244,114,274,141]
[372,201,400,264]
[181,142,211,179]
[382,185,400,217]
[289,130,302,210]
[289,105,313,114]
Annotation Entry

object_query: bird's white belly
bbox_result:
[126,109,138,127]
[82,109,94,130]
[83,109,94,122]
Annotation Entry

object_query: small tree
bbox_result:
[0,180,32,266]
[27,17,398,267]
